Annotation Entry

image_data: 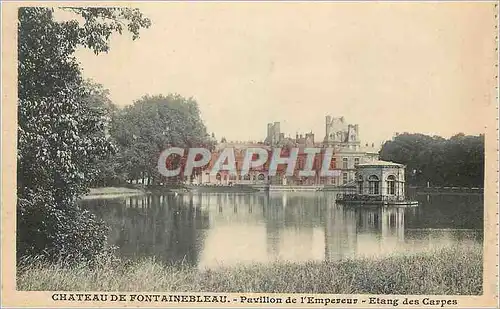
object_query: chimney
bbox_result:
[325,115,332,138]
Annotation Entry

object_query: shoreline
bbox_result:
[81,187,147,200]
[82,185,485,199]
[17,245,482,294]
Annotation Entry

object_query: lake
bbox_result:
[81,190,483,269]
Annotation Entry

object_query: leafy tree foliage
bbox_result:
[82,81,125,187]
[110,94,216,185]
[17,7,150,264]
[379,133,484,187]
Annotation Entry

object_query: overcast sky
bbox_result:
[74,2,496,146]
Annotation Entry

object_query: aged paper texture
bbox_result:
[2,1,499,308]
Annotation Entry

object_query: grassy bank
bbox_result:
[17,245,482,295]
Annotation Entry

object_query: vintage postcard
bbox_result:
[1,1,499,308]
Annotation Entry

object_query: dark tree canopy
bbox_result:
[379,133,484,187]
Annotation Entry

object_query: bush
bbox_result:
[17,190,112,267]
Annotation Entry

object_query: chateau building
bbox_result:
[191,115,379,186]
[263,115,379,186]
[197,141,271,185]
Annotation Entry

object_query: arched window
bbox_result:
[216,173,222,181]
[357,175,364,194]
[258,174,265,181]
[368,175,380,195]
[387,175,396,195]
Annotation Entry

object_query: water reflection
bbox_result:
[81,191,483,269]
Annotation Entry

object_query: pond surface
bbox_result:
[81,190,483,269]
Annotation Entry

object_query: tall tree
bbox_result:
[111,94,216,185]
[82,80,125,187]
[17,7,150,264]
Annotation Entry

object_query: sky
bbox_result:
[73,2,496,146]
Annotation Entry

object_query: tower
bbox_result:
[265,122,282,146]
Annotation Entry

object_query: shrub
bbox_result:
[17,190,112,266]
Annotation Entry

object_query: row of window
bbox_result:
[286,157,361,170]
[208,156,362,171]
[214,174,267,181]
[358,175,397,181]
[357,175,398,195]
[198,173,357,184]
[279,157,361,170]
[338,157,360,169]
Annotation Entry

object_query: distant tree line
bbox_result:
[379,133,484,188]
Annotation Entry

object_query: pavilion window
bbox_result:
[368,175,380,195]
[357,175,364,194]
[387,175,396,195]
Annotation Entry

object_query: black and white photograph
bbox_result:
[1,1,498,308]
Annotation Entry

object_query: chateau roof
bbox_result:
[356,160,404,168]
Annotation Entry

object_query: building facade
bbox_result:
[190,115,379,186]
[355,161,406,199]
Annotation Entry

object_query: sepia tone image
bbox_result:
[2,1,499,308]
